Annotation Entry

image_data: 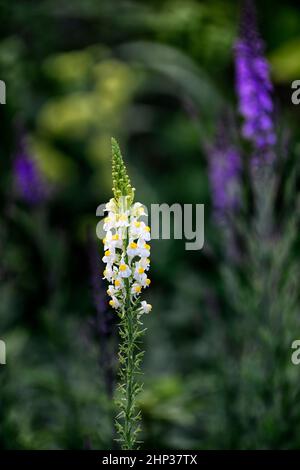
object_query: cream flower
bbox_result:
[102,248,117,264]
[134,260,146,277]
[131,283,142,295]
[129,218,150,240]
[137,239,150,258]
[129,219,142,239]
[103,264,114,281]
[118,260,131,278]
[139,257,150,271]
[109,296,120,309]
[103,230,123,250]
[138,222,151,241]
[113,277,124,290]
[116,212,130,228]
[103,213,118,231]
[140,301,152,314]
[127,240,139,258]
[107,285,116,297]
[104,198,118,214]
[134,271,147,286]
[131,202,146,218]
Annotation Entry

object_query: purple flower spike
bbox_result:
[235,0,276,167]
[13,139,49,206]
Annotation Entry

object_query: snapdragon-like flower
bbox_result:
[102,139,151,317]
[235,0,276,168]
[101,138,152,450]
[102,199,151,311]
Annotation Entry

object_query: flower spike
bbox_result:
[101,138,151,450]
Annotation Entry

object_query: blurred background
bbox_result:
[1,0,300,449]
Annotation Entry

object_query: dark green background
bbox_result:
[1,0,300,449]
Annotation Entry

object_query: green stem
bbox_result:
[124,306,134,448]
[117,295,141,449]
[115,227,144,450]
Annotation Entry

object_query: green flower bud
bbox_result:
[111,138,134,204]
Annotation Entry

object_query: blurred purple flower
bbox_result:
[88,237,116,397]
[89,241,107,318]
[235,0,276,167]
[13,139,49,205]
[209,147,241,221]
[208,126,242,221]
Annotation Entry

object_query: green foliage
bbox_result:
[1,0,300,451]
[270,38,300,82]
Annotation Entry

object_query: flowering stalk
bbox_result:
[235,0,276,169]
[102,138,152,449]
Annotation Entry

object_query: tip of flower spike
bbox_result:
[238,0,262,53]
[111,138,135,203]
